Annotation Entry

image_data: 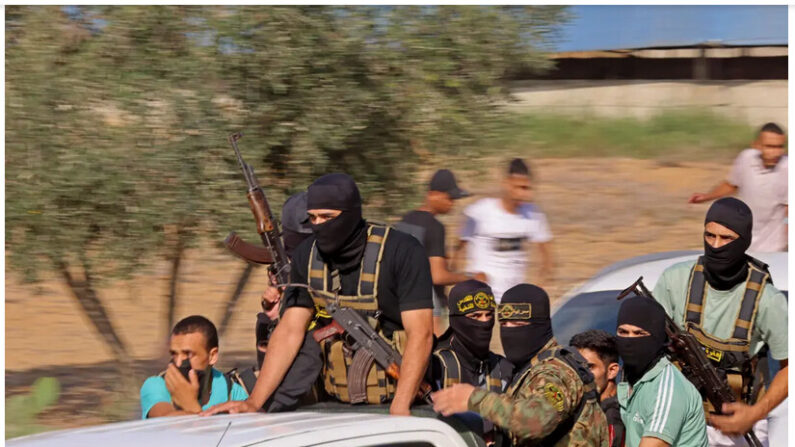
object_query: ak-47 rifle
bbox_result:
[312,301,434,405]
[225,132,291,294]
[617,277,762,447]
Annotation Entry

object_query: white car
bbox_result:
[550,250,788,447]
[552,250,788,346]
[7,409,482,447]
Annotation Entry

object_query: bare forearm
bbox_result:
[754,366,788,418]
[639,437,669,447]
[430,262,473,286]
[705,181,738,200]
[147,402,199,418]
[248,308,311,408]
[393,317,433,410]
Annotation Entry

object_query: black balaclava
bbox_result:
[306,173,367,271]
[448,280,496,361]
[615,296,668,385]
[281,191,313,258]
[703,197,753,290]
[498,284,554,367]
[255,312,277,367]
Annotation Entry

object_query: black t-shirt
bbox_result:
[282,224,433,334]
[601,395,625,447]
[399,210,446,258]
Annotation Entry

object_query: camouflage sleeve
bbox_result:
[468,360,583,443]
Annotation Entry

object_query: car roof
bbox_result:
[7,411,472,447]
[558,250,788,307]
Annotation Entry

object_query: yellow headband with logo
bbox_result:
[497,303,532,321]
[456,290,496,314]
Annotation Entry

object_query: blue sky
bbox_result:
[554,5,787,52]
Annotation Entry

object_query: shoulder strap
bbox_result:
[486,353,505,393]
[687,258,769,344]
[732,263,769,342]
[358,224,389,296]
[685,257,707,326]
[307,224,390,298]
[433,348,461,388]
[308,242,327,292]
[224,370,234,400]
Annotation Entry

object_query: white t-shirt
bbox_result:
[727,149,788,252]
[460,198,552,302]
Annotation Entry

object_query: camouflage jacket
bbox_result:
[468,339,609,447]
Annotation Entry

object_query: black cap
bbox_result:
[448,279,496,316]
[429,169,469,200]
[306,173,362,211]
[705,197,753,243]
[282,192,312,234]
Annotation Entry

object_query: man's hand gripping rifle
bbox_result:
[224,132,291,308]
[312,301,434,405]
[617,277,761,447]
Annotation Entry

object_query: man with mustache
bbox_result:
[653,198,788,446]
[615,297,708,447]
[205,173,433,416]
[431,284,608,446]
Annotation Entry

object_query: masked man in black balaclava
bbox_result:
[432,284,608,446]
[652,197,789,444]
[431,279,512,391]
[615,296,709,447]
[204,173,434,417]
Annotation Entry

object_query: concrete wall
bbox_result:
[507,80,787,126]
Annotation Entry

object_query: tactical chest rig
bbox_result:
[507,344,599,447]
[684,256,770,405]
[307,223,406,404]
[434,348,505,393]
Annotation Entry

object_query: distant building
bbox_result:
[522,43,786,81]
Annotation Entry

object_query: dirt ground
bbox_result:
[5,156,733,431]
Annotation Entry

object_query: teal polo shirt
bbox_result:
[140,367,248,419]
[618,357,708,447]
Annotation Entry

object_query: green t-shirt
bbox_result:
[618,357,708,447]
[652,260,788,360]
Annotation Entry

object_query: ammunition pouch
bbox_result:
[684,257,771,407]
[319,328,407,404]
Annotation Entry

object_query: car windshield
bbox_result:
[552,290,622,346]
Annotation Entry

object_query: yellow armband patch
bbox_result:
[543,383,565,412]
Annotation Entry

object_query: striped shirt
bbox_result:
[617,357,708,447]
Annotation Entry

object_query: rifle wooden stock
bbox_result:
[224,232,275,265]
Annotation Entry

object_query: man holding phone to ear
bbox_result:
[140,315,249,418]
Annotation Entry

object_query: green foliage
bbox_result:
[6,5,568,282]
[5,377,61,439]
[490,110,755,159]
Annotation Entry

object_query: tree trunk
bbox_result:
[53,258,130,364]
[165,234,185,338]
[217,262,255,338]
